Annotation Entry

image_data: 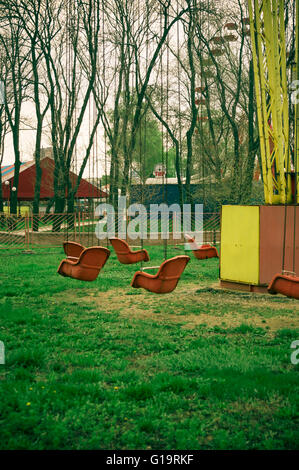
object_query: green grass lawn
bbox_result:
[0,244,298,450]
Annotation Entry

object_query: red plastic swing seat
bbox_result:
[57,246,110,281]
[268,274,299,300]
[109,237,150,265]
[63,241,85,261]
[185,234,219,260]
[131,255,190,294]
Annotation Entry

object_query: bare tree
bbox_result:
[0,46,9,214]
[194,0,258,203]
[9,0,53,228]
[32,0,101,228]
[0,2,31,214]
[95,0,189,210]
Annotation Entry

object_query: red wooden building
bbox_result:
[1,155,107,201]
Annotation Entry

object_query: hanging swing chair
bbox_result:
[129,1,190,295]
[58,246,110,281]
[63,241,85,261]
[131,255,190,294]
[185,234,219,260]
[109,237,150,265]
[268,272,299,299]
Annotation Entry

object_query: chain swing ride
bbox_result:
[267,0,299,298]
[58,0,192,293]
[111,0,191,294]
[220,0,299,299]
[57,1,298,299]
[184,0,219,261]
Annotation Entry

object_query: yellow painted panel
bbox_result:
[3,206,30,216]
[220,205,260,285]
[20,206,30,216]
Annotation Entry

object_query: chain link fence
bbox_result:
[0,213,30,250]
[0,211,221,250]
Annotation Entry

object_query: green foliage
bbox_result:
[100,175,110,185]
[107,93,176,184]
[133,118,164,180]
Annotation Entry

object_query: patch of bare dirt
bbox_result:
[56,282,299,332]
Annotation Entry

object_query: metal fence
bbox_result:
[0,213,30,250]
[0,211,221,250]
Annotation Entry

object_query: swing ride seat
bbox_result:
[185,234,219,260]
[63,241,85,261]
[109,237,150,265]
[57,246,110,281]
[268,273,299,300]
[131,255,190,294]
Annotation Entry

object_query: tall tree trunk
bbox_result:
[0,164,3,213]
[10,135,20,215]
[174,141,184,210]
[53,159,65,231]
[32,135,42,231]
[185,129,194,205]
[185,3,197,206]
[241,60,256,204]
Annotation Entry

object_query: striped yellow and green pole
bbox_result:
[295,0,299,203]
[248,0,291,204]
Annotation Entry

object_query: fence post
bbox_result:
[78,211,81,245]
[25,214,28,250]
[31,212,34,247]
[174,212,177,246]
